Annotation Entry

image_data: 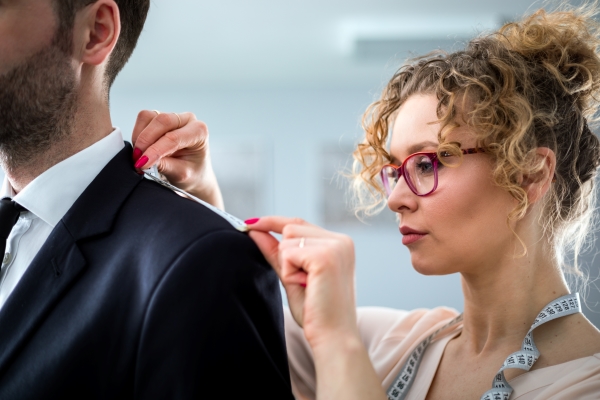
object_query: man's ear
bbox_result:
[523,147,556,204]
[74,0,120,67]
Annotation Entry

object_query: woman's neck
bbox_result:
[458,240,570,356]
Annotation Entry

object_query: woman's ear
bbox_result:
[73,0,120,67]
[523,147,556,204]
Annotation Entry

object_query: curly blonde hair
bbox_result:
[352,3,600,269]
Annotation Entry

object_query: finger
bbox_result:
[134,112,195,155]
[155,157,193,185]
[136,121,208,168]
[278,235,338,251]
[131,110,158,145]
[279,247,313,286]
[280,224,340,241]
[248,217,334,242]
[248,230,282,276]
[245,216,314,235]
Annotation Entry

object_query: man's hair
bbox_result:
[53,0,150,88]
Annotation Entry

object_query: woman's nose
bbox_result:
[387,177,417,213]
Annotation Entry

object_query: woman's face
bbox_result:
[387,94,518,276]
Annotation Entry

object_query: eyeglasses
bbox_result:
[379,148,484,197]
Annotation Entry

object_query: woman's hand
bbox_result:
[247,217,386,400]
[131,110,224,210]
[246,217,359,347]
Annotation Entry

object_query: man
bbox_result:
[0,1,293,398]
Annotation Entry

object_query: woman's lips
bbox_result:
[399,226,427,245]
[402,233,426,245]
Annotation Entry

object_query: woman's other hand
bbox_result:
[246,216,359,347]
[247,217,386,399]
[131,110,224,210]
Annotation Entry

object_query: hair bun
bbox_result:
[499,4,600,118]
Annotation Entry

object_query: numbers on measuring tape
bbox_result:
[386,293,581,400]
[387,314,463,400]
[480,293,580,400]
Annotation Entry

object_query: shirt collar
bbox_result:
[1,128,125,228]
[0,179,15,199]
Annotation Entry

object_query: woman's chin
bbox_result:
[412,265,443,276]
[410,255,454,276]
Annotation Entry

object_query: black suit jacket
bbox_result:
[0,144,294,399]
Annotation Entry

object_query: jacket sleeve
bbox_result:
[134,229,294,399]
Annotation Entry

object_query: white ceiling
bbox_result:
[116,0,572,90]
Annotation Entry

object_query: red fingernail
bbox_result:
[244,218,260,225]
[300,283,307,288]
[133,148,142,162]
[134,155,149,169]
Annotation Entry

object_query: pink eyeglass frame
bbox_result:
[380,148,485,197]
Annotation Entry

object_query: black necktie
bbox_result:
[0,198,25,259]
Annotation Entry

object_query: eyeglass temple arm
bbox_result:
[460,147,485,155]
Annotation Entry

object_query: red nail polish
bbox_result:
[244,218,260,225]
[134,155,149,169]
[132,148,142,162]
[300,283,307,288]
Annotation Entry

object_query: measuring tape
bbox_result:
[386,314,463,399]
[143,166,248,232]
[387,293,581,400]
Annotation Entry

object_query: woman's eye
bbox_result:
[384,168,399,182]
[415,158,434,174]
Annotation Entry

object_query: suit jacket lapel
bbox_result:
[0,225,86,373]
[0,143,143,374]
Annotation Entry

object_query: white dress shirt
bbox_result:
[0,129,125,310]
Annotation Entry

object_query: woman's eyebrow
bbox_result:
[406,141,439,155]
[391,141,440,163]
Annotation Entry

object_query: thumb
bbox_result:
[248,230,282,277]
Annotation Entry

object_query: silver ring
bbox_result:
[174,113,182,129]
[299,237,305,248]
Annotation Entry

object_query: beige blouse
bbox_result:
[285,307,600,399]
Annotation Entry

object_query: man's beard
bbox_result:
[0,42,78,172]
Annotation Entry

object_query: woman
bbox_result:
[133,4,600,399]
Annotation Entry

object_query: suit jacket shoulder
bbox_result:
[0,143,293,400]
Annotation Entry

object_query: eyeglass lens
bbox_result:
[380,154,437,196]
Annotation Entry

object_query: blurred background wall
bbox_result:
[109,0,600,326]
